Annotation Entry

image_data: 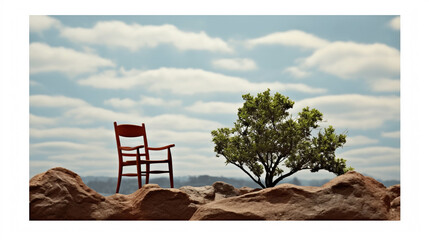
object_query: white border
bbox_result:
[1,0,428,238]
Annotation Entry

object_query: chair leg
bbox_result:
[137,163,142,189]
[145,164,150,184]
[168,149,174,188]
[136,149,143,189]
[116,166,122,193]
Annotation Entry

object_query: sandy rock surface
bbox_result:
[30,168,400,220]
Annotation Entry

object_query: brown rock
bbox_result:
[179,181,246,204]
[30,167,197,220]
[30,168,400,220]
[190,171,400,220]
[391,196,400,208]
[387,184,400,199]
[128,185,197,220]
[179,185,215,204]
[238,186,261,195]
[30,167,105,220]
[386,184,400,220]
[212,181,240,200]
[389,196,400,220]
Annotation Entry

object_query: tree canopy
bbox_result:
[211,89,353,188]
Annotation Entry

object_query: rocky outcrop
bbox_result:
[190,171,400,220]
[179,181,261,204]
[387,184,400,220]
[30,167,106,220]
[30,167,197,220]
[30,168,400,220]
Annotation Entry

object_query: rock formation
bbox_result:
[30,167,197,220]
[30,167,400,220]
[191,171,400,220]
[179,181,260,204]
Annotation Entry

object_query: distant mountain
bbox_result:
[82,175,399,195]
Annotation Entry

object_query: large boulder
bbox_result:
[190,171,400,220]
[30,167,106,220]
[30,167,197,220]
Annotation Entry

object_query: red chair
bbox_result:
[114,122,175,193]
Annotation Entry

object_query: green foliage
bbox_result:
[211,89,353,188]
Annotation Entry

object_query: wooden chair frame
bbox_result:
[114,122,175,193]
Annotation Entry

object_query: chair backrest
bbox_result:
[115,123,146,137]
[114,122,149,154]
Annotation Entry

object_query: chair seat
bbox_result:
[122,159,169,166]
[122,170,170,177]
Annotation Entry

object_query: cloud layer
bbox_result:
[247,29,399,93]
[60,21,234,53]
[301,42,400,80]
[212,58,257,71]
[30,42,115,75]
[30,15,61,33]
[294,94,399,129]
[77,67,326,94]
[247,30,330,49]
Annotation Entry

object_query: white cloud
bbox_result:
[104,96,182,110]
[212,58,257,71]
[341,146,400,166]
[389,16,400,30]
[283,83,326,94]
[283,66,311,79]
[30,127,112,140]
[63,104,221,131]
[294,94,400,129]
[30,42,115,75]
[30,140,117,177]
[246,30,330,50]
[78,67,325,94]
[104,98,138,108]
[30,94,222,132]
[381,131,400,138]
[140,96,181,107]
[346,135,379,146]
[186,101,242,114]
[147,114,222,131]
[369,78,400,92]
[30,15,61,33]
[248,30,400,92]
[357,165,400,181]
[30,114,57,126]
[339,145,400,180]
[31,141,103,152]
[292,41,400,92]
[301,41,400,80]
[340,146,400,180]
[149,130,212,146]
[63,105,143,124]
[60,21,234,53]
[30,95,89,108]
[104,96,182,109]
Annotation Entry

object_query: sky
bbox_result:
[29,15,400,181]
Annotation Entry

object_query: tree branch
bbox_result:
[271,154,286,177]
[231,162,265,188]
[271,169,300,187]
[257,152,269,174]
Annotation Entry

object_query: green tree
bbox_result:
[211,89,353,188]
